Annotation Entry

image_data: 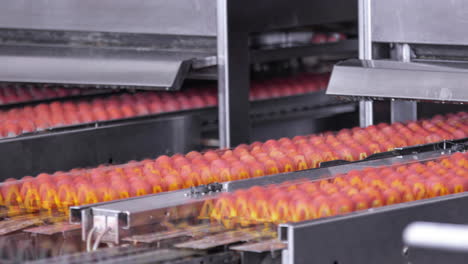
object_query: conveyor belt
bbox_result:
[69,140,464,242]
[67,142,466,264]
[0,112,465,216]
[0,73,327,140]
[0,141,465,264]
[208,152,468,225]
[0,73,342,179]
[0,87,216,139]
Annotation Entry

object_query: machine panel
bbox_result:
[0,0,217,36]
[372,0,468,46]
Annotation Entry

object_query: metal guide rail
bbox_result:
[327,59,468,104]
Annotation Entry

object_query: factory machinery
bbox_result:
[0,0,467,264]
[0,0,359,179]
[0,121,466,264]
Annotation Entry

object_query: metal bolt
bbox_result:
[402,246,409,256]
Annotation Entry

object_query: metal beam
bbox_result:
[391,101,418,123]
[358,0,374,127]
[391,43,417,123]
[0,0,217,36]
[217,0,251,148]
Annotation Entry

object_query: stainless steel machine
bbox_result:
[0,1,467,264]
[328,0,467,126]
[0,0,357,148]
[0,0,359,179]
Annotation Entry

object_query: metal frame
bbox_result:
[279,192,468,264]
[216,0,250,148]
[216,0,358,147]
[391,101,417,123]
[357,0,373,127]
[390,42,417,123]
[331,0,468,128]
[405,247,468,264]
[250,39,358,64]
[277,140,468,264]
[371,0,468,46]
[0,44,215,91]
[328,59,468,103]
[0,0,217,36]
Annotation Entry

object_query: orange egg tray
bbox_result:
[207,151,468,227]
[0,112,466,215]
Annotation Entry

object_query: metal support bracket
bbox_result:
[391,100,417,123]
[188,183,224,198]
[359,100,373,127]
